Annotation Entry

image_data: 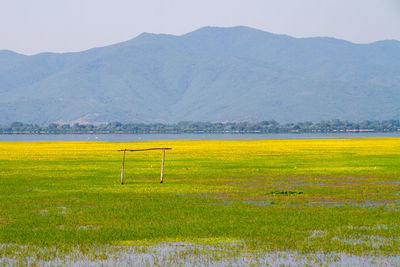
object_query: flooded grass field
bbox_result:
[0,138,399,265]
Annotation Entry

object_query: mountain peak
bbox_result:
[0,49,27,57]
[184,25,275,37]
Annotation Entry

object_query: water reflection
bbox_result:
[1,132,400,141]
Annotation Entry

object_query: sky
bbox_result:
[1,0,400,55]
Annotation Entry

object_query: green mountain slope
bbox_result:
[0,26,399,124]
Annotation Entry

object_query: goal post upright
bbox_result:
[121,150,126,185]
[160,148,165,183]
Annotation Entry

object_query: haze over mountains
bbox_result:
[0,26,399,125]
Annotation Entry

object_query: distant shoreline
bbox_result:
[2,120,400,135]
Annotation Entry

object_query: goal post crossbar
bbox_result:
[118,148,172,152]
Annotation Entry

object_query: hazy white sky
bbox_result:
[1,0,400,55]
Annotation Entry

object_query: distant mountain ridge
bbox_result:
[0,26,399,125]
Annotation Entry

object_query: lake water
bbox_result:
[1,132,400,141]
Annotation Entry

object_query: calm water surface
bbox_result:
[1,132,400,141]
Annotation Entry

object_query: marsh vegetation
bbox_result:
[0,138,399,265]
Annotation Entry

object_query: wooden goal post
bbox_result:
[118,148,172,184]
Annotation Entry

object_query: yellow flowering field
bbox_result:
[0,138,399,264]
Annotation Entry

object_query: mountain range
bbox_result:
[1,26,399,125]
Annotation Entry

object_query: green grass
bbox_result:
[0,138,400,264]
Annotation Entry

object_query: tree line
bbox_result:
[1,120,400,134]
